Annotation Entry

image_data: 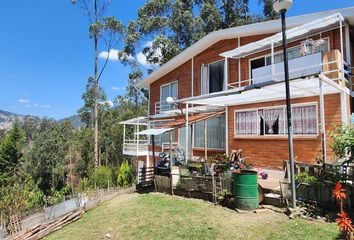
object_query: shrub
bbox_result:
[117,161,134,188]
[295,172,318,185]
[329,126,354,164]
[91,166,113,189]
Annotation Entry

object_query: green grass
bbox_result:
[46,193,340,240]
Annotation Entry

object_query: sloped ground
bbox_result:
[46,193,339,240]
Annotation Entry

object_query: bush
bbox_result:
[91,166,113,189]
[329,125,354,164]
[117,161,134,188]
[295,172,318,185]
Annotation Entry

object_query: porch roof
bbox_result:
[221,13,344,59]
[119,116,148,125]
[135,128,173,136]
[179,75,348,107]
[152,111,225,129]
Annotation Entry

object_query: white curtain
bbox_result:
[261,108,284,134]
[235,111,258,135]
[292,105,317,134]
[201,64,209,95]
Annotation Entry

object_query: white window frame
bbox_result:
[248,37,330,80]
[160,81,178,111]
[234,102,319,137]
[201,59,226,95]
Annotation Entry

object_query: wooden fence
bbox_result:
[283,160,354,209]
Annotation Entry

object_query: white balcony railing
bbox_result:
[123,139,148,156]
[228,50,350,90]
[155,101,177,114]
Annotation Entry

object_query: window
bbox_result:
[194,116,226,149]
[235,104,317,136]
[150,121,176,146]
[292,105,317,134]
[201,60,225,94]
[235,110,258,135]
[160,81,178,111]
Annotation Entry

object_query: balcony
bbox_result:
[229,50,350,90]
[155,100,177,115]
[123,140,148,156]
[120,117,149,157]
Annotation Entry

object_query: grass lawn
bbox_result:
[46,193,340,240]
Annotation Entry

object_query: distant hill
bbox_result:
[0,110,85,131]
[0,110,39,131]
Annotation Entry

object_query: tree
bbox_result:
[0,121,25,185]
[72,0,124,170]
[120,0,274,72]
[26,120,74,195]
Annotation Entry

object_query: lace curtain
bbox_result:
[235,111,258,135]
[292,105,317,134]
[261,108,285,134]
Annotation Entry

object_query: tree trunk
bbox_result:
[94,0,100,169]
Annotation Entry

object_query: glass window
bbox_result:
[235,104,317,136]
[201,61,225,94]
[235,110,258,135]
[292,105,317,135]
[259,108,285,135]
[160,82,178,111]
[194,116,226,149]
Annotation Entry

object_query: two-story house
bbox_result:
[120,7,354,171]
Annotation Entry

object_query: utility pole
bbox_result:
[273,0,296,208]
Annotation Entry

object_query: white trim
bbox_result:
[238,37,241,86]
[234,102,319,137]
[224,57,229,90]
[226,107,229,156]
[191,57,194,97]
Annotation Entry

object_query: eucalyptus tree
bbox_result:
[120,0,275,76]
[71,0,125,169]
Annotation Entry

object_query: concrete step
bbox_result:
[263,193,285,207]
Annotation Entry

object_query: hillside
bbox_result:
[0,110,84,131]
[0,110,39,131]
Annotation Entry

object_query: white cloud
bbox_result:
[19,99,50,108]
[18,99,31,104]
[136,41,162,68]
[99,49,120,61]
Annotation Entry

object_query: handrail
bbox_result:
[155,101,177,114]
[228,58,346,89]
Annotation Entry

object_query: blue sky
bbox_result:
[0,0,353,119]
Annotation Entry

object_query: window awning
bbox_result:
[135,128,173,136]
[221,13,344,59]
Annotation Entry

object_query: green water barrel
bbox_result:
[233,170,259,210]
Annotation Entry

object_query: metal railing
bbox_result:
[155,101,177,114]
[123,139,148,156]
[228,52,350,90]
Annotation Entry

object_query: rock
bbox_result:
[106,233,112,238]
